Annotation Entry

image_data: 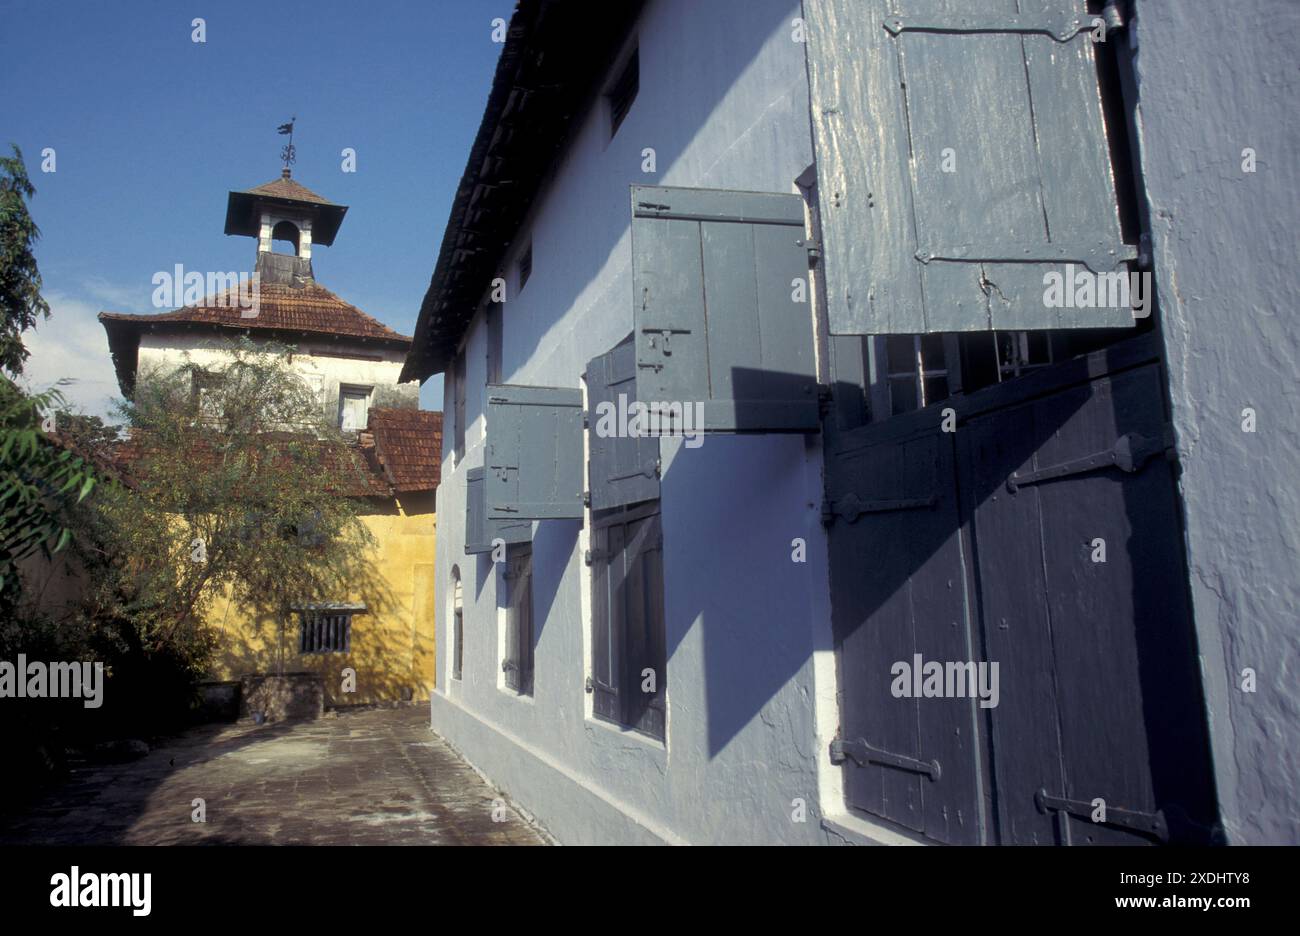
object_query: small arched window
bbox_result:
[450,566,464,681]
[271,220,301,255]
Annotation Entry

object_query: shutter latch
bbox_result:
[830,736,942,782]
[884,9,1093,43]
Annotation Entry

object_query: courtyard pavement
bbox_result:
[0,706,548,845]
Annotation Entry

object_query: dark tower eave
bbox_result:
[223,178,349,246]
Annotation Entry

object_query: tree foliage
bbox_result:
[0,377,98,599]
[0,145,50,377]
[79,340,378,668]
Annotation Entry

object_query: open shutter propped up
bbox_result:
[588,337,662,511]
[632,185,819,432]
[804,0,1137,334]
[465,466,530,555]
[486,384,584,520]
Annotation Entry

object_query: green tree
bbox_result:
[0,147,96,601]
[1,145,50,377]
[80,339,378,671]
[0,380,98,597]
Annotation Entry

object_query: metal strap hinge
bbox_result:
[1007,425,1175,492]
[823,492,937,524]
[830,737,941,782]
[1035,788,1168,843]
[609,458,661,483]
[915,242,1139,274]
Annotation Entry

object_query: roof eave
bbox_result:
[400,0,646,384]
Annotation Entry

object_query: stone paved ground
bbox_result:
[0,706,547,845]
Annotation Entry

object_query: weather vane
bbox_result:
[277,117,296,171]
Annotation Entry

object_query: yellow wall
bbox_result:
[205,493,437,706]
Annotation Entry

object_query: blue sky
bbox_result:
[0,0,508,417]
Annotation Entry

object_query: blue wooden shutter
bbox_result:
[631,185,819,432]
[485,384,584,520]
[589,523,621,722]
[587,337,661,511]
[804,0,1136,334]
[465,466,530,554]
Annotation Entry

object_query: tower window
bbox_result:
[271,220,301,256]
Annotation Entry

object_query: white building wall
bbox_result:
[137,331,417,420]
[430,0,870,845]
[1133,1,1300,844]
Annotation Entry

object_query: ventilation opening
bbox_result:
[607,48,639,139]
[517,242,533,292]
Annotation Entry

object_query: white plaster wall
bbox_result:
[1134,1,1300,844]
[431,0,852,844]
[137,331,418,418]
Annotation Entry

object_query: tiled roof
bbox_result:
[401,0,647,382]
[109,408,442,500]
[109,431,393,499]
[242,175,337,206]
[101,280,410,343]
[100,280,412,396]
[363,408,443,493]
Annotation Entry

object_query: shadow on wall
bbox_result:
[641,349,1217,843]
[472,0,803,399]
[208,498,437,707]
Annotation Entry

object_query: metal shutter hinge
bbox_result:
[1006,425,1176,492]
[822,492,937,524]
[1034,788,1168,843]
[830,737,941,782]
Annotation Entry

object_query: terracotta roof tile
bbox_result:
[364,408,442,493]
[100,280,410,344]
[243,175,337,206]
[110,431,392,499]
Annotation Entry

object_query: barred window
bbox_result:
[299,610,353,654]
